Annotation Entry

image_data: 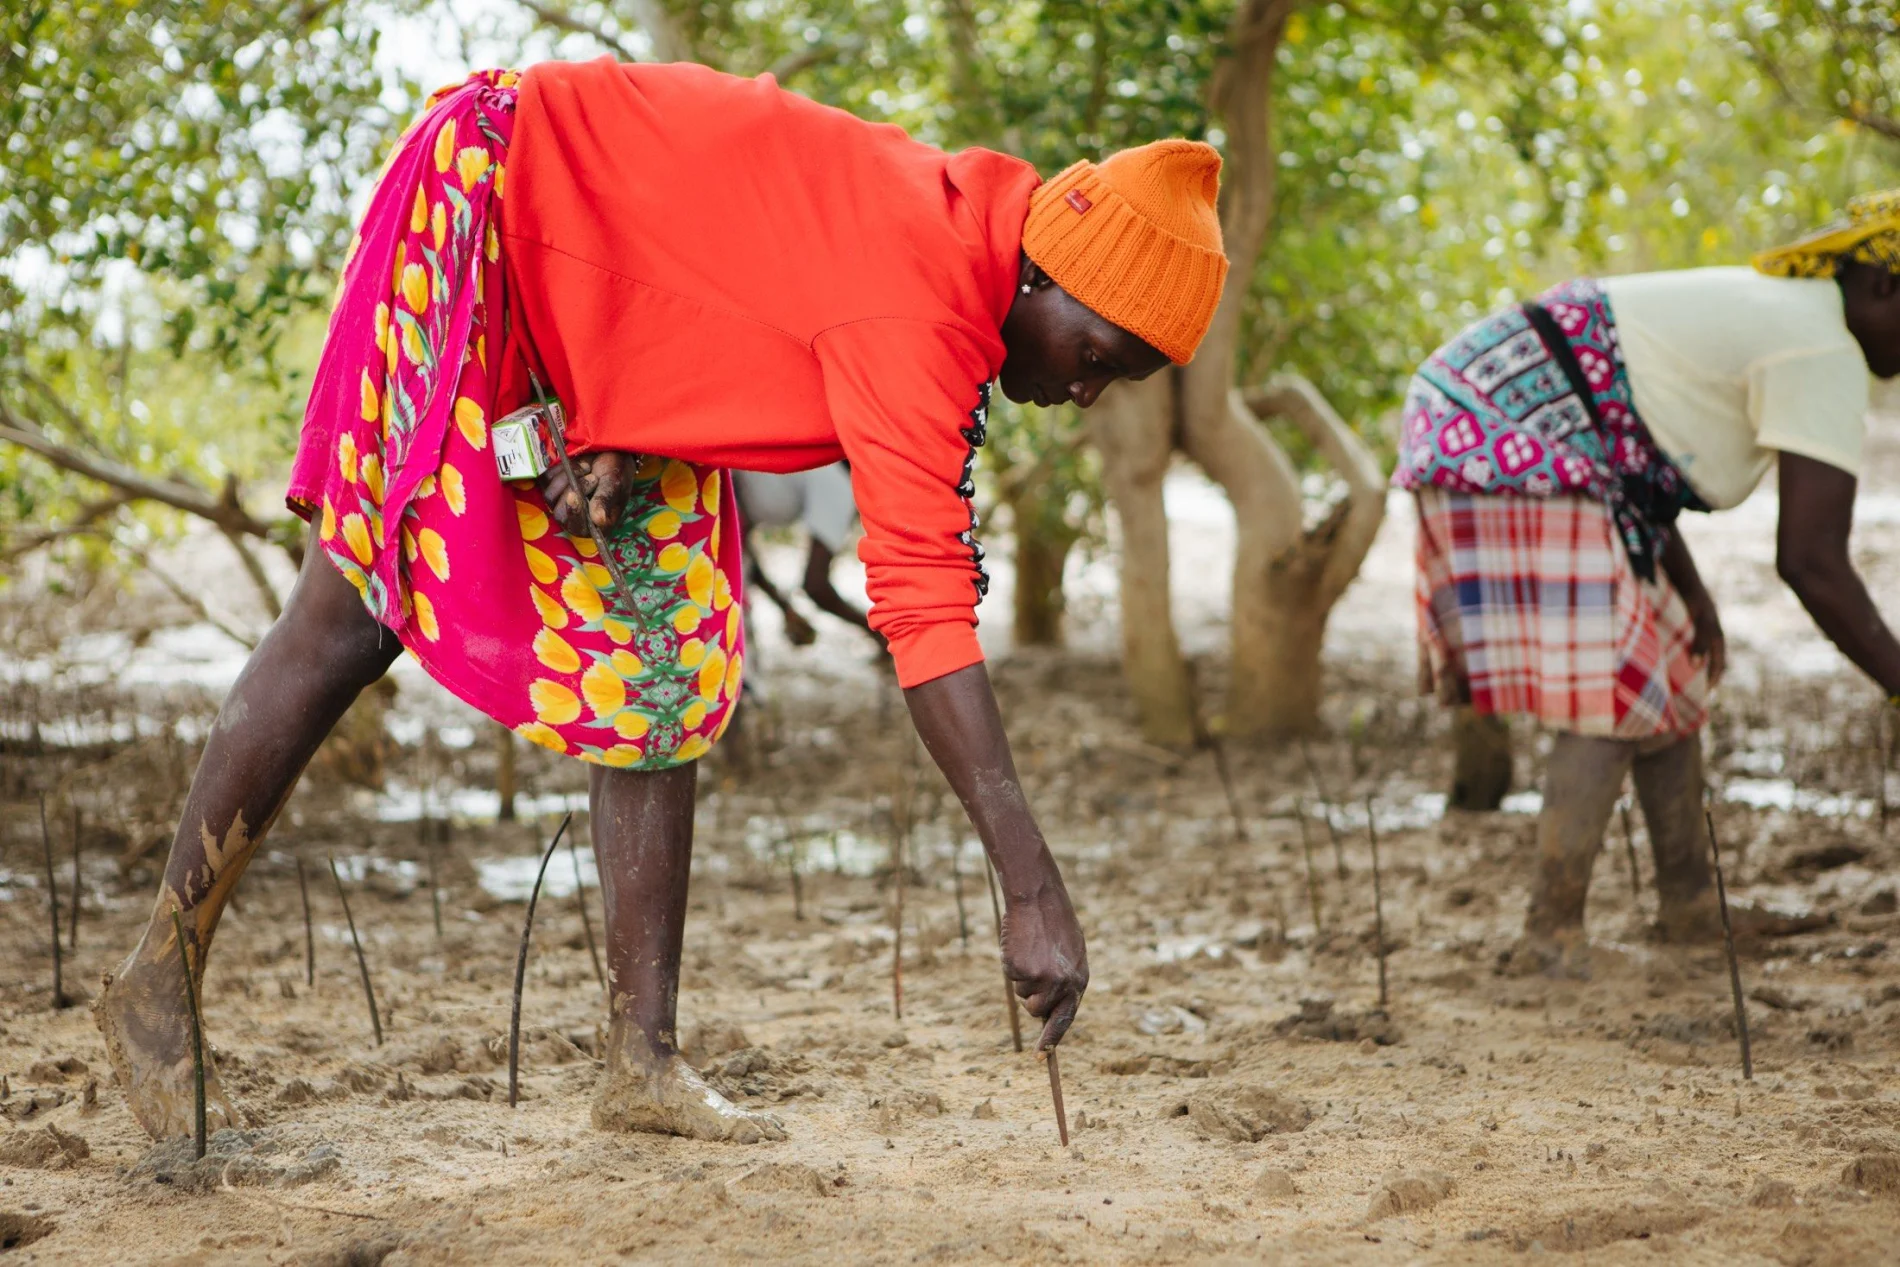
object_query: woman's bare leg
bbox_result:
[588,761,783,1143]
[1502,732,1635,977]
[96,526,402,1138]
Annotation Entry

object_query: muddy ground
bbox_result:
[6,444,1900,1264]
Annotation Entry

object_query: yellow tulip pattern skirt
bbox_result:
[287,71,744,770]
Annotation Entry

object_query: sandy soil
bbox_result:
[5,427,1900,1264]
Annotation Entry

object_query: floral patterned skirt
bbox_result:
[286,70,744,769]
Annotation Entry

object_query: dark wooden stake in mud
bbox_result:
[509,813,572,1108]
[1046,1049,1069,1146]
[1878,706,1891,836]
[984,856,1023,1052]
[891,840,905,1022]
[38,795,65,1009]
[327,857,383,1047]
[1620,800,1643,902]
[1300,742,1349,879]
[1207,736,1249,845]
[296,858,315,988]
[569,833,605,994]
[952,839,971,950]
[1295,800,1325,935]
[1704,809,1752,1080]
[169,907,208,1160]
[69,805,81,951]
[1365,795,1389,1009]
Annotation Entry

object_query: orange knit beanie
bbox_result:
[1021,139,1228,365]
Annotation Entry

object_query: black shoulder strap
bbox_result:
[1520,301,1605,433]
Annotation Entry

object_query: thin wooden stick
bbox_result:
[1879,706,1890,836]
[891,804,906,1023]
[1295,800,1325,935]
[1208,737,1249,845]
[1300,742,1348,879]
[296,858,314,988]
[1366,794,1388,1009]
[1620,800,1643,902]
[1704,809,1752,1081]
[1046,1049,1069,1146]
[509,813,571,1108]
[952,839,970,950]
[327,857,383,1047]
[68,805,81,951]
[569,833,605,994]
[170,907,208,1160]
[426,830,444,940]
[38,795,64,1009]
[984,855,1023,1052]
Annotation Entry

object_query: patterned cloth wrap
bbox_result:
[1411,489,1708,738]
[1396,278,1709,738]
[1393,276,1704,582]
[287,70,746,769]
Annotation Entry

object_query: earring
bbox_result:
[1020,282,1032,294]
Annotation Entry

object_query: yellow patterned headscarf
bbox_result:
[1753,189,1900,279]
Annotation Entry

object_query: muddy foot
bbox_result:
[1656,896,1833,945]
[1497,928,1591,979]
[93,952,240,1141]
[592,1026,785,1143]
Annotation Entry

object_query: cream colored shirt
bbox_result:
[1601,267,1872,509]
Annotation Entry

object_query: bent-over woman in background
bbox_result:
[1395,192,1900,975]
[95,60,1228,1141]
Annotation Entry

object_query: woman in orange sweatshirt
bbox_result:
[97,60,1227,1143]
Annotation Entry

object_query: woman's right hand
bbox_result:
[540,450,638,538]
[1001,876,1089,1050]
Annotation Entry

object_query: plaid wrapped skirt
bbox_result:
[1413,489,1708,738]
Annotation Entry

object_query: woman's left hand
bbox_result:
[1687,590,1726,686]
[541,450,637,538]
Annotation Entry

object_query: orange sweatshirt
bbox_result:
[497,58,1039,688]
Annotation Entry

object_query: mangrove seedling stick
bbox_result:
[170,907,208,1160]
[509,813,571,1108]
[1366,795,1388,1009]
[327,857,383,1047]
[984,855,1023,1053]
[1295,800,1325,935]
[297,858,315,988]
[952,839,970,950]
[68,805,81,951]
[569,832,604,994]
[1704,809,1752,1081]
[1620,801,1642,902]
[1301,741,1349,879]
[891,818,905,1021]
[1046,1049,1069,1146]
[38,795,64,1009]
[1208,736,1249,845]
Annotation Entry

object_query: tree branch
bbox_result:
[1240,375,1386,604]
[120,539,260,651]
[625,0,694,63]
[513,0,642,60]
[0,402,279,542]
[0,495,130,563]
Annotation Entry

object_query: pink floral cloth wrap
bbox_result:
[288,70,747,769]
